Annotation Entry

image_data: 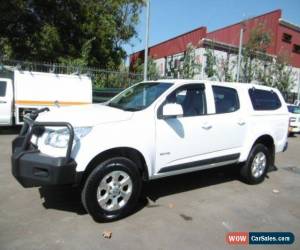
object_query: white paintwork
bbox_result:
[35,80,289,180]
[38,104,134,127]
[0,79,13,125]
[162,103,183,117]
[0,70,92,126]
[287,104,300,133]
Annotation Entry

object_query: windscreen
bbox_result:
[107,82,172,111]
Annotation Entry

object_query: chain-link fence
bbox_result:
[1,59,144,88]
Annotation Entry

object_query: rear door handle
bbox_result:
[0,101,7,104]
[238,121,246,126]
[202,124,212,130]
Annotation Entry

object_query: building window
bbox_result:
[293,44,300,54]
[282,33,292,43]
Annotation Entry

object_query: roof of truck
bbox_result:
[145,79,279,92]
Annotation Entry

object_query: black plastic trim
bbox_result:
[11,112,81,188]
[158,153,240,173]
[20,116,74,163]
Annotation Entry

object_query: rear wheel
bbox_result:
[240,144,270,184]
[81,157,142,222]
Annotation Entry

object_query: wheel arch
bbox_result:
[251,134,275,165]
[81,147,150,186]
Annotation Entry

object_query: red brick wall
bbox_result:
[276,24,300,67]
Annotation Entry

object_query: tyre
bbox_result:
[81,157,142,222]
[240,144,270,184]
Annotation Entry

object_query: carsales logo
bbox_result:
[226,232,295,245]
[226,232,248,245]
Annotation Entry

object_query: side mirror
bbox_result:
[162,103,183,118]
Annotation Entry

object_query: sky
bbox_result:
[123,0,300,60]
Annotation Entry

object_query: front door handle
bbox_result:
[0,101,7,104]
[202,124,212,130]
[238,121,246,126]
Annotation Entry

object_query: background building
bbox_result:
[130,9,300,96]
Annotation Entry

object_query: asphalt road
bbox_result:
[0,128,299,250]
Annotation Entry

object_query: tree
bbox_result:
[257,53,295,93]
[212,53,235,82]
[166,43,201,79]
[0,0,144,69]
[166,56,180,78]
[133,57,159,80]
[204,46,217,78]
[204,41,234,81]
[239,22,272,82]
[179,43,201,79]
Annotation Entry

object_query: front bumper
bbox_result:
[289,126,300,133]
[11,116,81,188]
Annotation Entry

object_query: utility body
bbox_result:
[0,70,92,126]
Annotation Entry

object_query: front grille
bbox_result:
[18,108,37,122]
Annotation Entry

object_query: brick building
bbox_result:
[130,9,300,94]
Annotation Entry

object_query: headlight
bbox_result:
[45,128,70,148]
[44,127,92,148]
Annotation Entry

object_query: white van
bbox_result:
[0,70,92,126]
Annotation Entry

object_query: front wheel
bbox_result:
[240,144,270,184]
[81,157,142,222]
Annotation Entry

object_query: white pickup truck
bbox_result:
[11,80,289,222]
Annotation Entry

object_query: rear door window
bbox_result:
[212,86,240,114]
[0,81,7,97]
[248,89,281,110]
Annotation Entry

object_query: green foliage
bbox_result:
[93,60,143,88]
[244,23,272,54]
[166,56,179,78]
[179,43,202,79]
[257,53,295,93]
[239,22,295,92]
[133,57,159,80]
[59,37,96,68]
[240,22,272,82]
[216,55,234,82]
[0,0,144,69]
[204,47,217,78]
[92,71,142,88]
[204,41,234,81]
[274,56,295,93]
[166,43,201,79]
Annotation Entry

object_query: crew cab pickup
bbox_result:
[11,80,289,222]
